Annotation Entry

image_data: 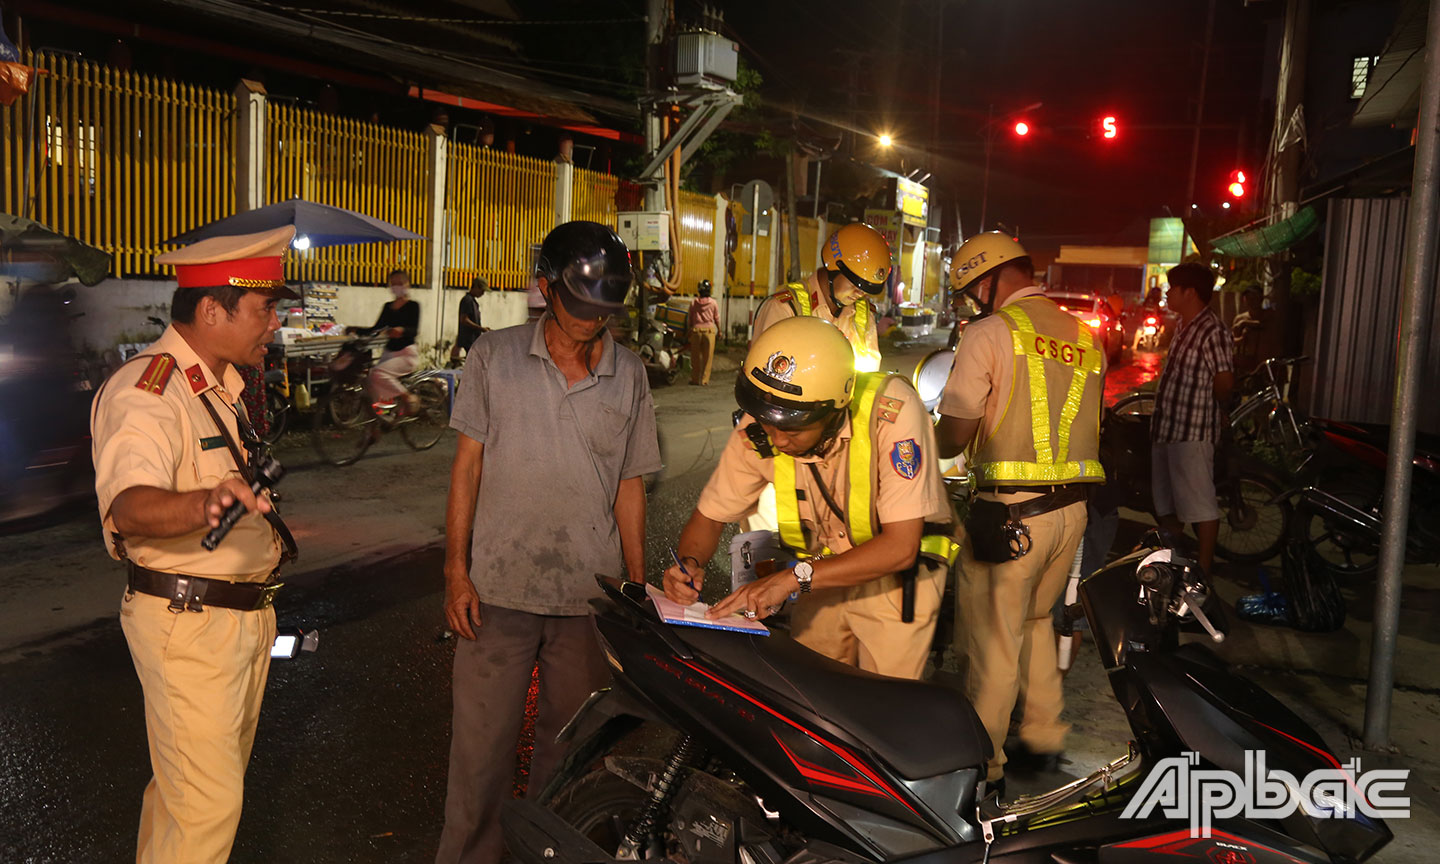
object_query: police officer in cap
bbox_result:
[664,316,957,680]
[934,232,1107,793]
[91,225,300,863]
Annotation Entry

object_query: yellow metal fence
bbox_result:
[267,102,428,285]
[673,190,715,294]
[728,201,777,297]
[573,167,619,227]
[445,143,556,289]
[1,50,236,276]
[777,215,822,283]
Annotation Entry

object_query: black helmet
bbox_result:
[535,220,632,319]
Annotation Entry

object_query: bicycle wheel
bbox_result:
[261,388,289,445]
[400,378,449,451]
[1300,469,1381,577]
[325,382,369,428]
[1111,392,1156,416]
[1215,465,1292,564]
[312,387,376,467]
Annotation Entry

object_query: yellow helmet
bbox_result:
[949,232,1029,297]
[821,223,892,296]
[736,317,855,428]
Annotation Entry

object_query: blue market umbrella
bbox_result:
[165,198,424,247]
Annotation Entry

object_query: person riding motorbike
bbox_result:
[751,222,891,373]
[663,316,957,680]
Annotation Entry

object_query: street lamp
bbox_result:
[978,102,1042,233]
[878,133,894,148]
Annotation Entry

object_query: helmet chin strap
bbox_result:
[801,408,848,458]
[964,271,1001,319]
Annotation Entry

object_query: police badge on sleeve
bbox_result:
[891,439,921,479]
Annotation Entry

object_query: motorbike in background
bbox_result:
[502,537,1390,864]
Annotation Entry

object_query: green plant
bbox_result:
[1290,266,1321,298]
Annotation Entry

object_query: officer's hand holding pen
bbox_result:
[663,548,703,605]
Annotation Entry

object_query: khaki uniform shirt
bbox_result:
[91,326,281,581]
[697,377,949,556]
[751,271,881,362]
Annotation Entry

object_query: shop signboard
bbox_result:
[863,209,903,272]
[894,176,929,228]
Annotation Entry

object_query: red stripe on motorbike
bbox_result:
[770,731,889,798]
[1114,828,1305,861]
[674,658,921,817]
[1252,719,1370,809]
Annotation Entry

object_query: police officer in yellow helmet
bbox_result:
[751,222,891,373]
[664,316,957,680]
[934,231,1106,793]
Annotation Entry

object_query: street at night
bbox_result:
[4,0,1440,862]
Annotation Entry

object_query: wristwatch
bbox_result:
[793,561,814,594]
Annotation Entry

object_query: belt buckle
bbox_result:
[255,581,283,610]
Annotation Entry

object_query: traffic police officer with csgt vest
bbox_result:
[91,226,300,863]
[935,232,1106,791]
[750,222,892,373]
[664,316,957,680]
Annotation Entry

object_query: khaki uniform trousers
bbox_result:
[955,498,1086,781]
[689,326,717,385]
[119,588,276,864]
[790,559,948,680]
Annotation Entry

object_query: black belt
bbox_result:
[985,483,1088,495]
[127,563,282,613]
[983,485,1090,520]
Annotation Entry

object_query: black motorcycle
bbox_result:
[502,541,1390,864]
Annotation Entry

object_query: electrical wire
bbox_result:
[245,0,643,26]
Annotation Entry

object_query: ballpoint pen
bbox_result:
[670,547,696,593]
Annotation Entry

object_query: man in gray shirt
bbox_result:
[435,221,662,864]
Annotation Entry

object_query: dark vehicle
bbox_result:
[502,544,1389,864]
[1045,289,1124,363]
[1285,417,1440,576]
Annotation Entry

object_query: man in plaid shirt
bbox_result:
[1151,262,1234,574]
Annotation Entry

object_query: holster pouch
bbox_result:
[964,498,1032,563]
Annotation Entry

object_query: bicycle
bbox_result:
[310,338,452,467]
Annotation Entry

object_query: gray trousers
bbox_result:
[435,603,611,864]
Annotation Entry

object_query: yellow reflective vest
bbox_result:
[972,299,1106,486]
[781,282,882,373]
[767,372,959,566]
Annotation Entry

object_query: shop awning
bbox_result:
[1211,206,1319,258]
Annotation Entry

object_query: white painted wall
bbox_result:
[57,278,532,358]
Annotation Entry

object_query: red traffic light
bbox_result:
[1227,168,1247,199]
[1013,121,1030,136]
[1101,115,1118,139]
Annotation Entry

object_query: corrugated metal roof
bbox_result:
[1353,0,1430,127]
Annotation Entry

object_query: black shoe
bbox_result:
[1005,743,1063,774]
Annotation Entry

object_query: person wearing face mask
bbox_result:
[934,232,1107,797]
[750,222,892,374]
[365,269,421,413]
[663,316,957,680]
[435,221,662,864]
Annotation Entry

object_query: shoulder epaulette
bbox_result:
[770,290,793,304]
[877,394,905,424]
[133,353,178,396]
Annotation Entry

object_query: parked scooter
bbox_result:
[636,306,686,386]
[502,537,1391,864]
[1282,418,1440,576]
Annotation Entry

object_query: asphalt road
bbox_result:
[7,336,1439,863]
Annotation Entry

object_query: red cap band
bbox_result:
[173,255,285,289]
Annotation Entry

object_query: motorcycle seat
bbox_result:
[679,626,992,780]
